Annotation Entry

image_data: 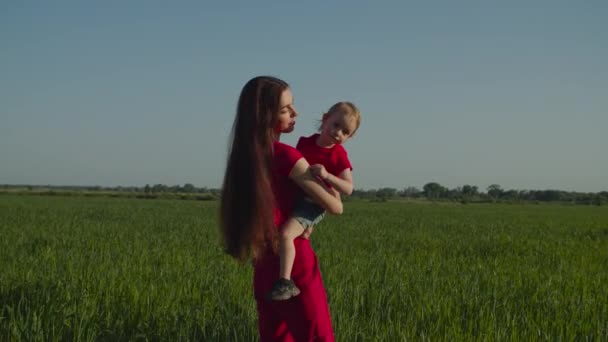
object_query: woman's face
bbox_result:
[274,89,298,134]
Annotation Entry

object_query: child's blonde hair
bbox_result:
[320,101,361,136]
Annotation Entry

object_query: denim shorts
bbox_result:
[292,197,326,230]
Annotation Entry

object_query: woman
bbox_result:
[220,76,341,341]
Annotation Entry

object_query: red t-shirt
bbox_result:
[296,134,353,179]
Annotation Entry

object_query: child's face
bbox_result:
[319,112,357,146]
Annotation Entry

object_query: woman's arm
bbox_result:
[289,158,343,215]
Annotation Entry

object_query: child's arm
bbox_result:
[290,159,343,215]
[310,165,353,195]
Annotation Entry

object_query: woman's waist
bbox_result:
[255,237,314,269]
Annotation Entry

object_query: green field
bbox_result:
[1,195,607,341]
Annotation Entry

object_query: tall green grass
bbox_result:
[1,195,607,340]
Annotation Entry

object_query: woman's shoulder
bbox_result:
[274,141,299,154]
[273,141,302,166]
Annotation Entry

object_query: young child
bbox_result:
[267,101,361,301]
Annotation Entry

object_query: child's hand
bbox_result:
[310,164,329,180]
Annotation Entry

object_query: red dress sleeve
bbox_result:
[273,141,303,178]
[272,141,304,227]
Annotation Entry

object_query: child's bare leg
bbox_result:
[279,218,306,280]
[266,218,308,301]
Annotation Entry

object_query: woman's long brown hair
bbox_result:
[220,76,289,262]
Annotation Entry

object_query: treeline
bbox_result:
[2,183,607,205]
[0,184,220,201]
[1,183,221,195]
[353,183,608,205]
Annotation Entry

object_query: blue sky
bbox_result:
[1,1,606,192]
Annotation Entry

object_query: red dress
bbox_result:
[253,141,335,342]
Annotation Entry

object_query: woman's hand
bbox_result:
[301,226,314,239]
[310,164,329,180]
